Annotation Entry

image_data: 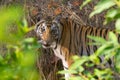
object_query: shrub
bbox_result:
[0,5,40,80]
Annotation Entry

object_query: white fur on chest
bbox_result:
[53,44,64,60]
[53,44,70,80]
[53,45,68,67]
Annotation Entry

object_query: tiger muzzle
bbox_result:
[38,40,51,48]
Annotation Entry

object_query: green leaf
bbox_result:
[115,53,120,72]
[104,8,118,24]
[94,69,112,79]
[0,6,23,25]
[95,43,112,56]
[77,66,84,72]
[72,55,80,61]
[115,0,120,7]
[58,70,77,74]
[104,51,115,60]
[0,55,3,61]
[20,53,35,67]
[87,35,107,45]
[69,59,83,70]
[23,18,28,28]
[23,38,35,43]
[108,32,118,43]
[115,18,120,32]
[70,76,84,80]
[90,0,115,17]
[89,54,100,65]
[20,19,34,33]
[106,9,118,18]
[70,56,88,70]
[115,48,120,72]
[0,6,23,44]
[80,0,91,9]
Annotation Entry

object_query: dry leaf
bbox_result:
[72,0,82,6]
[31,7,39,16]
[48,1,58,9]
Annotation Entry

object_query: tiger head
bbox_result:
[35,18,60,48]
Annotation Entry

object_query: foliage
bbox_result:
[59,0,120,80]
[0,5,41,80]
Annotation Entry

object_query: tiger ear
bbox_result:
[35,20,43,31]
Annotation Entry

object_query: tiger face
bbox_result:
[35,20,60,48]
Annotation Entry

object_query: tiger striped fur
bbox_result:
[35,17,117,79]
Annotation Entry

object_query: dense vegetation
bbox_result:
[0,5,40,80]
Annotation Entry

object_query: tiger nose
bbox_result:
[41,28,45,32]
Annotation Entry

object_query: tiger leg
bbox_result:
[62,59,70,80]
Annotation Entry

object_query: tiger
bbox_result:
[35,16,116,80]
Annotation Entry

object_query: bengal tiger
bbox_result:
[35,17,116,79]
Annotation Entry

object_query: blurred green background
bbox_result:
[0,5,41,80]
